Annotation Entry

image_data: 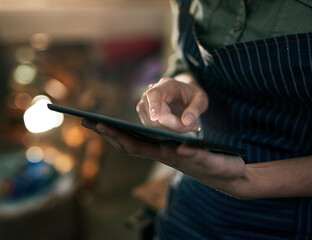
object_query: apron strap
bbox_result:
[178,0,204,81]
[179,0,192,11]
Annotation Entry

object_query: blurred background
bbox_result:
[0,0,175,239]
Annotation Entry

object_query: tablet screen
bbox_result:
[47,104,246,156]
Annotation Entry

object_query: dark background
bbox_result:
[0,1,173,239]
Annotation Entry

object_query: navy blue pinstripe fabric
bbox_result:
[155,0,312,239]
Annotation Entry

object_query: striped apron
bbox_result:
[155,0,312,239]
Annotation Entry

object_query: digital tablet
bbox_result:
[47,104,246,156]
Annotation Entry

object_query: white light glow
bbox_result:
[26,146,44,163]
[14,64,37,85]
[23,95,64,133]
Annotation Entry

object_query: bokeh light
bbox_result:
[26,146,44,163]
[43,146,59,165]
[81,158,99,180]
[53,153,74,174]
[13,63,37,85]
[62,125,85,148]
[30,32,52,51]
[14,92,32,110]
[85,138,105,158]
[44,78,68,100]
[23,95,64,133]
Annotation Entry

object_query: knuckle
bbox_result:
[146,87,158,96]
[162,77,176,85]
[159,77,171,83]
[159,78,179,89]
[147,83,155,90]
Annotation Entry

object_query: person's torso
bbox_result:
[155,2,312,239]
[177,0,312,163]
[187,0,312,50]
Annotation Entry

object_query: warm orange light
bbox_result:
[81,158,99,180]
[43,146,60,165]
[54,153,75,174]
[14,92,32,110]
[62,125,85,148]
[85,138,105,158]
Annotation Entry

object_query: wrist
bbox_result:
[222,166,257,200]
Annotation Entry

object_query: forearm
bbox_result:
[228,155,312,199]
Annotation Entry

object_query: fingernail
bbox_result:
[184,114,194,126]
[150,108,157,120]
[192,125,201,132]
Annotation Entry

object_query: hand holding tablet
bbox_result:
[47,104,246,156]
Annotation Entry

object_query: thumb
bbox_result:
[181,93,208,126]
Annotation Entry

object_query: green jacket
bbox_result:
[166,0,312,77]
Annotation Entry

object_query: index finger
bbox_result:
[146,88,163,121]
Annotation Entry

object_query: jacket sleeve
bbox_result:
[163,0,190,78]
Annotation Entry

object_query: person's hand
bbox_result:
[81,120,248,198]
[136,74,208,133]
